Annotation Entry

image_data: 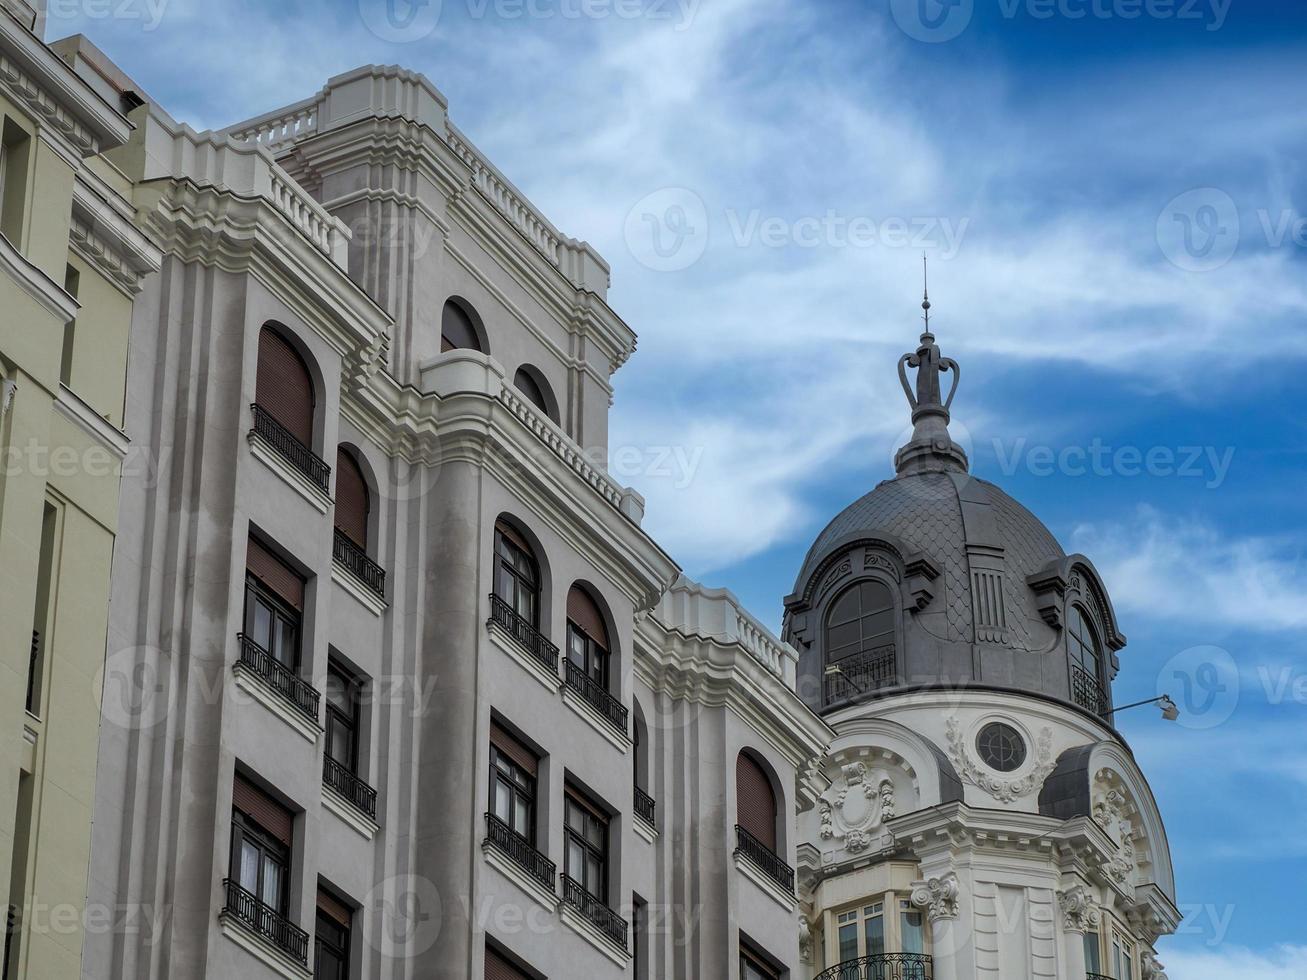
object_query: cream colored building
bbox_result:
[0,4,159,978]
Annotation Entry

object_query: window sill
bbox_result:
[559,900,630,967]
[733,850,796,913]
[331,561,387,617]
[561,685,630,753]
[486,620,561,693]
[218,911,312,980]
[247,430,332,514]
[322,784,379,841]
[232,664,321,744]
[634,815,658,845]
[481,839,560,913]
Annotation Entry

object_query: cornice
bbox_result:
[70,173,163,296]
[0,15,132,158]
[0,229,78,322]
[53,383,129,459]
[135,177,391,370]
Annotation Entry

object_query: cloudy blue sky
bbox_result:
[49,0,1306,974]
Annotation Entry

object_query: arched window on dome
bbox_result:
[823,579,897,706]
[1067,604,1108,716]
[441,298,486,353]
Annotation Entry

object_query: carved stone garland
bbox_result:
[946,717,1056,803]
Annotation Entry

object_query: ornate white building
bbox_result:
[785,307,1180,980]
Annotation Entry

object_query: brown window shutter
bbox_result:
[317,888,352,927]
[256,326,314,446]
[334,449,369,548]
[567,585,608,649]
[233,774,294,846]
[736,752,777,850]
[485,948,530,980]
[495,520,532,557]
[565,785,608,825]
[247,538,304,611]
[490,723,538,778]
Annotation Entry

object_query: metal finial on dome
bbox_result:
[921,252,932,339]
[895,260,968,476]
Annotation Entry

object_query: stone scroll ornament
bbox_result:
[817,761,897,853]
[946,717,1056,803]
[1057,885,1102,933]
[910,873,960,921]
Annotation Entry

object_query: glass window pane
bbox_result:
[513,796,529,835]
[866,911,886,955]
[261,855,283,909]
[239,839,260,893]
[838,922,858,963]
[494,781,511,823]
[252,602,272,650]
[899,907,923,954]
[1084,933,1101,972]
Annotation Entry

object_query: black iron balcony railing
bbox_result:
[814,953,934,980]
[3,904,16,980]
[236,634,320,723]
[564,660,628,735]
[488,593,559,672]
[323,755,377,820]
[1071,664,1109,717]
[734,824,795,894]
[634,786,656,829]
[250,403,330,492]
[484,812,556,893]
[824,643,897,705]
[1086,974,1116,980]
[333,528,385,599]
[222,878,309,964]
[25,630,39,713]
[561,874,628,950]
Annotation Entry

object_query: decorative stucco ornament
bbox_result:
[817,759,899,852]
[1057,885,1102,932]
[910,873,960,921]
[1140,949,1168,980]
[1093,781,1138,884]
[946,717,1056,803]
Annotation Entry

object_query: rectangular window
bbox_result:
[567,624,609,689]
[1084,931,1102,973]
[740,943,782,980]
[632,895,648,980]
[489,724,537,843]
[26,505,57,716]
[245,539,304,669]
[325,663,361,773]
[485,946,532,980]
[1,117,32,246]
[314,888,351,980]
[493,524,538,625]
[899,899,924,954]
[564,788,609,903]
[837,902,885,962]
[1113,936,1135,980]
[230,776,293,916]
[60,264,79,386]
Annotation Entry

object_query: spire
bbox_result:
[894,257,968,476]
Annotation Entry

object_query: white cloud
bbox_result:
[1162,944,1307,980]
[1070,508,1307,632]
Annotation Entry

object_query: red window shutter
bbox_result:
[736,752,777,850]
[247,538,304,611]
[233,775,294,846]
[256,327,314,446]
[567,585,608,649]
[490,723,538,778]
[334,449,369,548]
[485,948,530,980]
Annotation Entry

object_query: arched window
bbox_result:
[334,448,370,549]
[256,326,315,447]
[493,520,540,626]
[566,585,610,690]
[736,751,778,851]
[441,299,484,353]
[824,579,896,703]
[513,366,558,423]
[1068,604,1107,714]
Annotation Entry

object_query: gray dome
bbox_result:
[794,471,1065,653]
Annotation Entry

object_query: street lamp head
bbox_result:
[1159,695,1180,721]
[824,665,844,677]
